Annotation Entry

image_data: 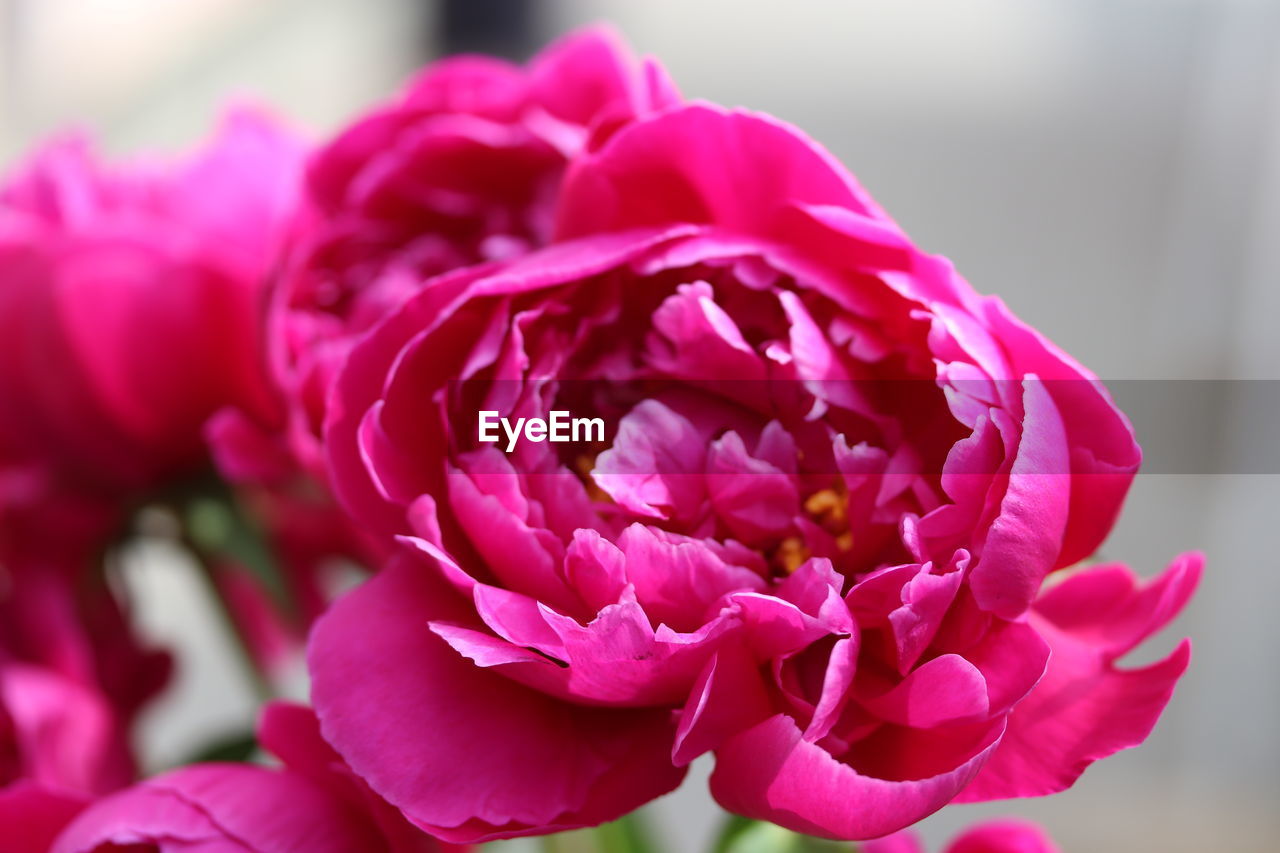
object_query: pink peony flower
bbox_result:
[0,107,304,498]
[866,817,1061,853]
[310,104,1198,841]
[47,702,459,853]
[0,107,308,696]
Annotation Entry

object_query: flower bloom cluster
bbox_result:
[0,26,1198,852]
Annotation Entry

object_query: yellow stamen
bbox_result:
[574,453,612,504]
[775,536,811,573]
[803,486,848,535]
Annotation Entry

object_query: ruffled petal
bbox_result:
[957,555,1201,801]
[709,714,1003,840]
[52,764,380,853]
[307,551,685,842]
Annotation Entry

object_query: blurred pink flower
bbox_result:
[0,558,158,853]
[867,817,1061,853]
[0,500,167,806]
[0,663,132,797]
[0,107,304,498]
[0,488,169,726]
[0,471,168,844]
[0,106,309,702]
[309,103,1199,841]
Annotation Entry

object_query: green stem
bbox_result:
[537,833,590,853]
[593,813,659,853]
[712,813,858,853]
[534,814,657,853]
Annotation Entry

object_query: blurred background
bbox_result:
[1,1,1276,850]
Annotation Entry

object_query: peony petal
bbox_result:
[673,645,773,765]
[593,400,708,521]
[52,764,381,853]
[1032,552,1202,658]
[957,556,1199,801]
[861,654,991,729]
[1,663,133,794]
[563,528,628,611]
[0,785,87,853]
[709,714,1003,840]
[645,280,768,382]
[705,431,799,546]
[616,523,766,632]
[557,104,890,240]
[259,702,466,853]
[528,26,642,130]
[968,379,1070,618]
[307,552,685,841]
[979,298,1141,569]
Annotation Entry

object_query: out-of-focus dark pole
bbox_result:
[437,0,542,60]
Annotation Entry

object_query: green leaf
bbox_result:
[183,489,291,618]
[713,815,761,853]
[531,813,660,853]
[180,731,259,765]
[712,815,855,853]
[186,497,234,552]
[593,812,660,853]
[717,821,800,853]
